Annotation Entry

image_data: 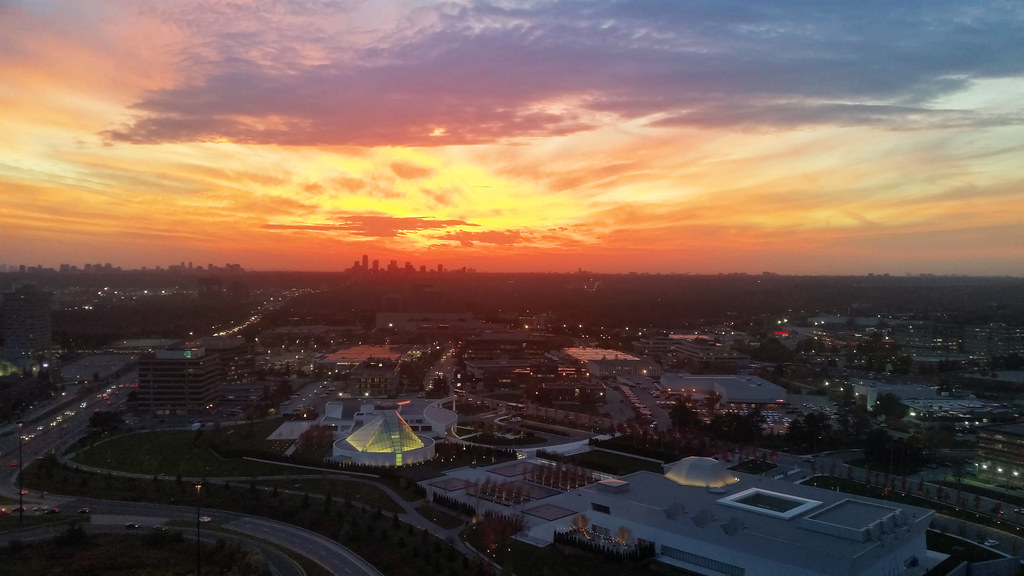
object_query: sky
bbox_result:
[2,1,1023,276]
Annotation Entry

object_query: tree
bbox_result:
[571,514,590,533]
[669,403,701,432]
[703,391,722,418]
[89,410,124,432]
[872,393,908,422]
[425,375,450,399]
[707,411,762,444]
[864,428,892,465]
[786,411,832,452]
[615,525,632,547]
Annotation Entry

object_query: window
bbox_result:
[661,545,744,576]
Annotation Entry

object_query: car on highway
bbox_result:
[78,508,91,514]
[42,508,60,515]
[983,539,999,547]
[199,516,212,523]
[125,522,140,529]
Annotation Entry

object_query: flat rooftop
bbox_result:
[564,347,642,362]
[320,345,404,363]
[426,457,934,576]
[806,499,898,530]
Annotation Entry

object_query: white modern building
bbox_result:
[324,398,457,467]
[425,456,933,576]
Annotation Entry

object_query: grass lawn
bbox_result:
[936,478,1024,508]
[0,512,77,532]
[72,429,301,478]
[729,459,778,475]
[925,530,1005,575]
[470,432,547,446]
[259,477,403,513]
[562,450,664,475]
[926,530,1003,561]
[416,502,465,529]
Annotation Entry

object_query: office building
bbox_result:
[137,345,223,416]
[976,423,1024,486]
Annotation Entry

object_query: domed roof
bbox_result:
[665,457,739,488]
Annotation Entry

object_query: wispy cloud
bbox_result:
[435,229,523,247]
[265,213,478,238]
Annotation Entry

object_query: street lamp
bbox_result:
[17,421,24,525]
[195,481,203,576]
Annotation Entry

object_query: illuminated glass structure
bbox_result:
[334,410,434,466]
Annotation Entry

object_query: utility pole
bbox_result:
[195,482,203,576]
[17,421,24,525]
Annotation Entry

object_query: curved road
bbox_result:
[4,437,387,576]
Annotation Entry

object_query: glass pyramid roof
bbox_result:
[345,410,425,453]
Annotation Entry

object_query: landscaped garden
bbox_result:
[20,454,488,576]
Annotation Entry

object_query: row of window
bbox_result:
[661,544,745,576]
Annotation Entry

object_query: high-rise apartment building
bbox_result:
[1,284,52,357]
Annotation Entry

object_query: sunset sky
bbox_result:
[2,1,1023,275]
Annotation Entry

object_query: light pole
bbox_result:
[16,420,25,525]
[195,481,203,576]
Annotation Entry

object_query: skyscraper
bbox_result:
[1,284,52,358]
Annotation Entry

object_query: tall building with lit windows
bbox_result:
[1,284,52,358]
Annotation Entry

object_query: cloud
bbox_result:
[649,102,1024,131]
[390,162,434,179]
[264,213,477,238]
[435,229,524,247]
[101,1,1024,147]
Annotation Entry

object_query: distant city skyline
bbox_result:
[2,2,1023,276]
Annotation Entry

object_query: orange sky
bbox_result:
[2,1,1023,275]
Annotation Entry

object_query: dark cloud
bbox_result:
[436,229,524,247]
[105,1,1024,146]
[265,213,477,238]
